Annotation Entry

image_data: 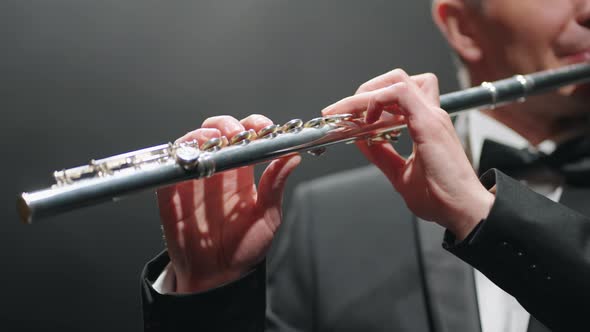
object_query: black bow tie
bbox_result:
[478,136,590,187]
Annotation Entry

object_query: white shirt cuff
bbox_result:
[152,262,177,294]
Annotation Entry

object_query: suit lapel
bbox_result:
[559,185,590,216]
[416,219,481,332]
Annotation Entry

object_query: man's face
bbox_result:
[471,0,590,115]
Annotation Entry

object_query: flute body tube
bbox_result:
[18,62,590,223]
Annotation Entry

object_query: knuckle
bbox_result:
[370,94,382,108]
[424,72,438,84]
[391,68,406,75]
[375,89,392,105]
[390,68,408,79]
[356,82,369,93]
[392,81,409,94]
[202,115,237,126]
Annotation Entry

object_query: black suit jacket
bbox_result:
[141,168,590,332]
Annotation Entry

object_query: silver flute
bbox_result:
[18,62,590,224]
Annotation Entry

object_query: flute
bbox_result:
[18,62,590,224]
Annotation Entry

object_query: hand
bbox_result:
[322,69,494,240]
[157,115,301,293]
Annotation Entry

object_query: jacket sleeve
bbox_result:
[141,252,266,332]
[444,169,590,332]
[140,186,317,332]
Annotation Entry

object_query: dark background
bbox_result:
[2,0,458,330]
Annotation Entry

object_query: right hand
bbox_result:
[322,69,494,240]
[157,115,301,293]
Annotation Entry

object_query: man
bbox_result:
[141,0,590,331]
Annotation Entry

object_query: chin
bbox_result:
[526,93,588,119]
[571,82,590,101]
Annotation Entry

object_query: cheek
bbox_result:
[485,0,574,72]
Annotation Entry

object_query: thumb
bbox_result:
[256,154,302,231]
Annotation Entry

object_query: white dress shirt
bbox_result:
[455,110,564,332]
[154,110,566,332]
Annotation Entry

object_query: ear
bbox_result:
[432,0,482,63]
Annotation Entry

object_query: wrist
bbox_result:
[449,186,495,241]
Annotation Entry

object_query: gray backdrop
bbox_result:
[2,0,458,330]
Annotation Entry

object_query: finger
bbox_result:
[356,70,440,112]
[413,73,440,105]
[175,127,221,144]
[256,154,302,233]
[356,68,412,94]
[364,81,431,124]
[356,69,438,96]
[323,69,418,118]
[202,116,256,195]
[326,76,444,146]
[202,115,246,140]
[321,91,378,117]
[240,114,273,132]
[356,141,406,185]
[364,83,406,124]
[158,128,222,219]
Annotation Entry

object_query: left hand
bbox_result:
[157,115,300,293]
[322,69,495,240]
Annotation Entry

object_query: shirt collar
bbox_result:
[454,110,558,172]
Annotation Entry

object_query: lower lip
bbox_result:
[562,51,590,65]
